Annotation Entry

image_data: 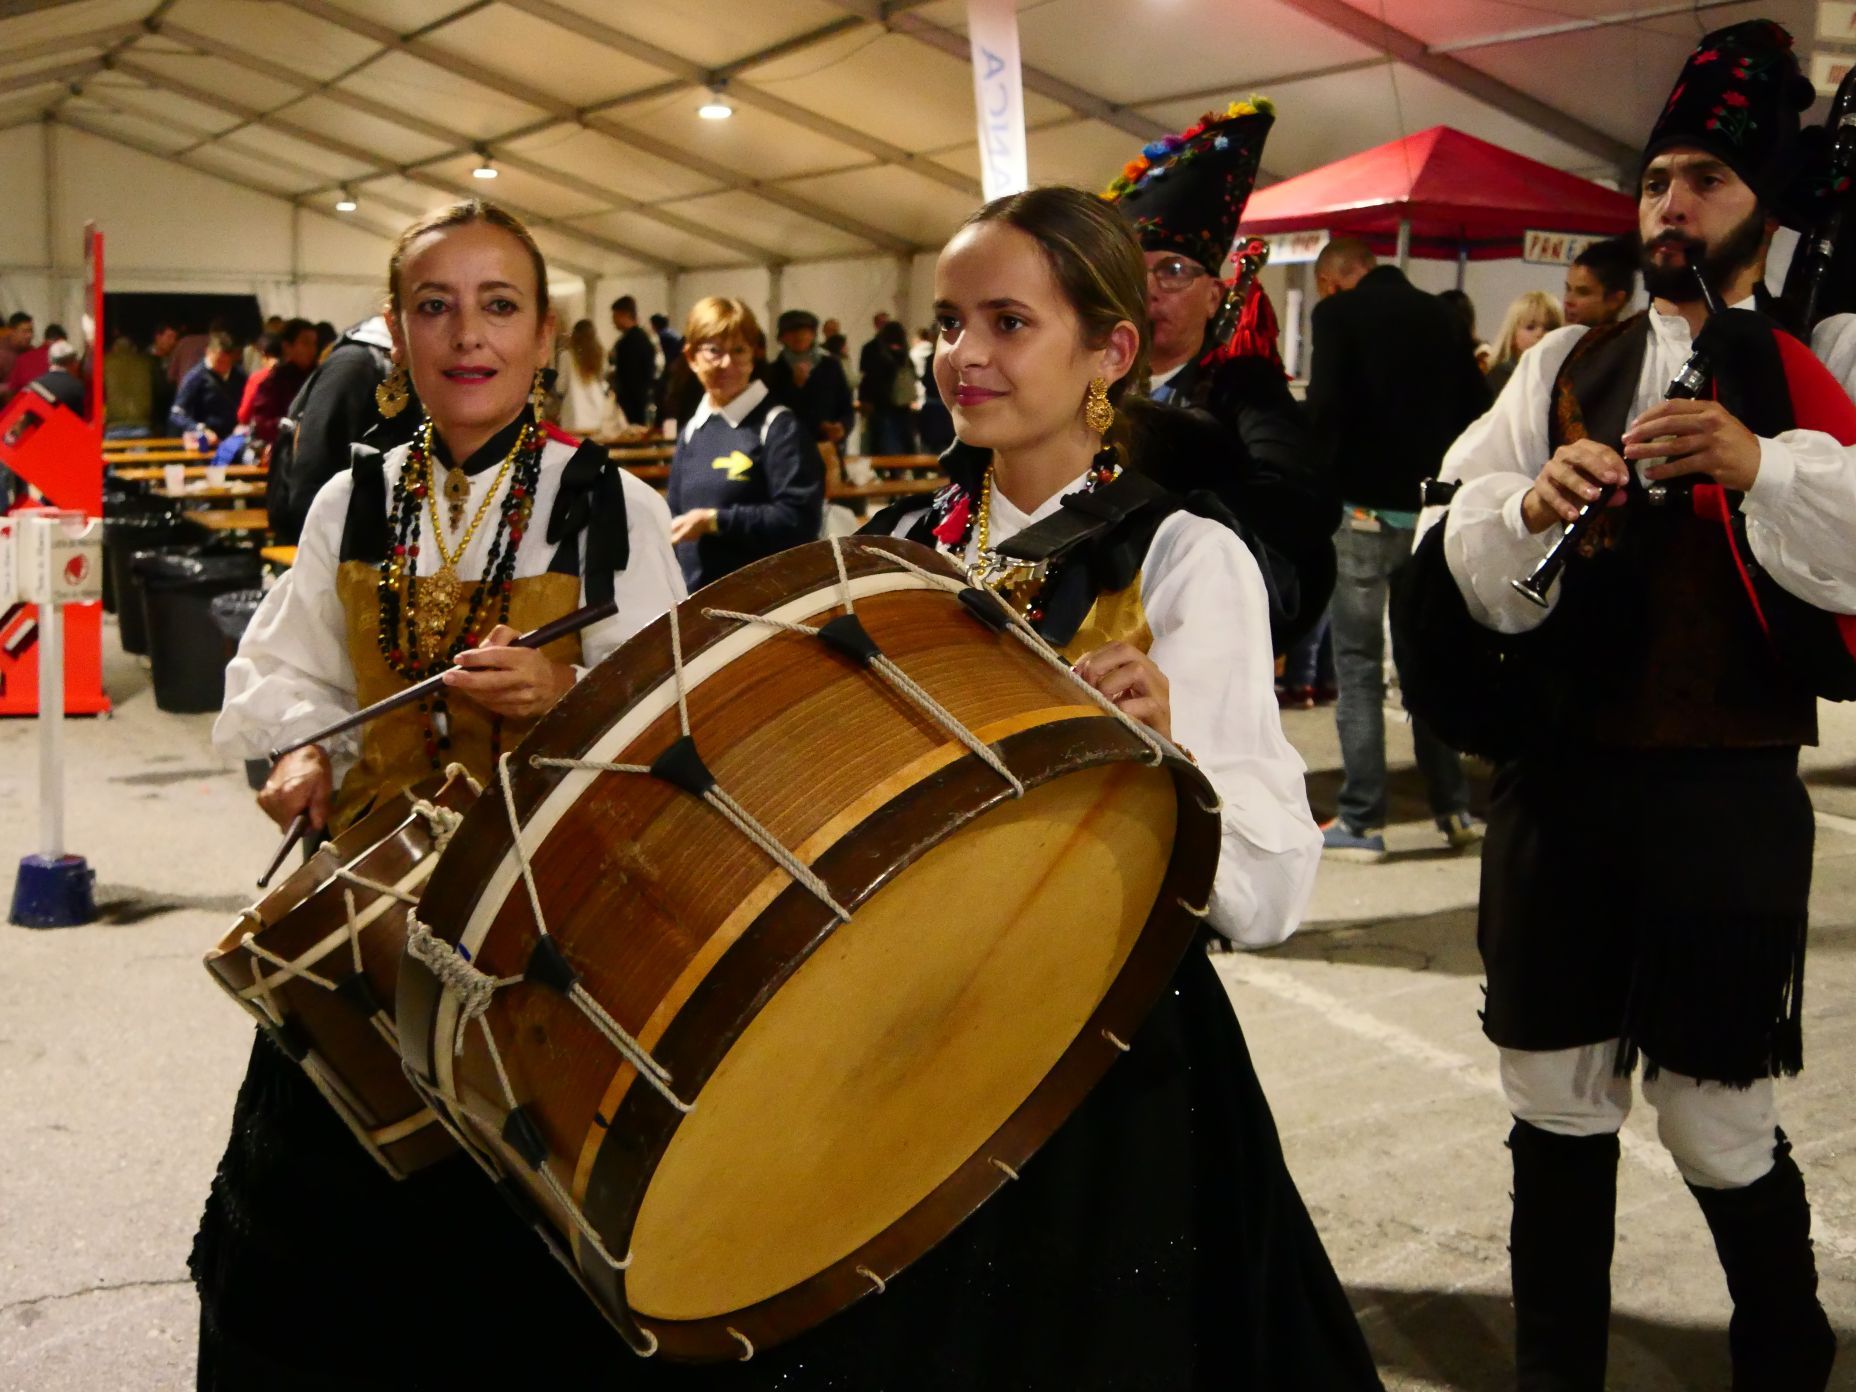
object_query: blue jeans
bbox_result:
[1284,613,1333,689]
[1331,516,1469,829]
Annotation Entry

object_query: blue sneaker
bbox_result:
[1437,811,1485,849]
[1321,818,1387,863]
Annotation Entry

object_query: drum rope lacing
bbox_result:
[530,583,852,923]
[237,784,475,1046]
[702,537,1025,798]
[403,911,638,1279]
[850,543,1186,779]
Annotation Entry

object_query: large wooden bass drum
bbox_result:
[399,537,1220,1362]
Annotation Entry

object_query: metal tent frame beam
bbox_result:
[107,55,683,273]
[148,21,778,266]
[497,0,978,197]
[1273,0,1637,171]
[280,0,916,254]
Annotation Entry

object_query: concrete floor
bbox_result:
[0,623,1851,1391]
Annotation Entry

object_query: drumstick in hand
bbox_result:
[267,597,617,761]
[256,811,309,889]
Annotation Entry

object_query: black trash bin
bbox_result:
[106,512,185,650]
[211,588,271,789]
[134,549,263,713]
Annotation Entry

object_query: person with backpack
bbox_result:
[857,319,919,455]
[265,316,417,545]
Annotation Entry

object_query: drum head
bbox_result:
[625,758,1175,1321]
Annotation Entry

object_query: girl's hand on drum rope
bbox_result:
[1072,643,1171,743]
[443,623,577,721]
[259,745,332,832]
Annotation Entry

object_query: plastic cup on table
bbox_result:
[205,464,227,489]
[163,464,187,494]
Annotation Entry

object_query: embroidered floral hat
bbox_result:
[1643,20,1817,207]
[1104,97,1274,272]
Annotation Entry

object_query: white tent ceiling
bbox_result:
[0,0,1828,279]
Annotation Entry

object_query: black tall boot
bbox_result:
[1508,1119,1619,1392]
[1688,1134,1838,1391]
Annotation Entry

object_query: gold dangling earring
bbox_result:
[529,368,549,416]
[1083,375,1114,437]
[375,363,410,418]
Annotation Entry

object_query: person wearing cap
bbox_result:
[1421,21,1851,1389]
[1104,98,1339,656]
[25,339,86,417]
[762,307,854,449]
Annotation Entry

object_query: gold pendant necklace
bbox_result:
[971,466,1039,596]
[442,466,471,530]
[414,431,522,657]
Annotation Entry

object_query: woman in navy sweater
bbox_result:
[666,297,824,590]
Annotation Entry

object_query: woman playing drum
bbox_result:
[192,199,684,1386]
[802,185,1386,1388]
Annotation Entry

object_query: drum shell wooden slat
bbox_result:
[400,538,1219,1360]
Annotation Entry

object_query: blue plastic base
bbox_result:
[10,854,97,928]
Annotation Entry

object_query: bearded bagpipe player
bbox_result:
[1400,21,1856,1391]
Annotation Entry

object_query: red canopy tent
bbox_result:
[1238,125,1636,264]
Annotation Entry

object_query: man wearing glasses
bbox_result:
[1106,98,1338,657]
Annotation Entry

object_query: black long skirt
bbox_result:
[192,948,1384,1390]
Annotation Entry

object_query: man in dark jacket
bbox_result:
[266,316,417,545]
[1306,236,1490,861]
[762,309,854,450]
[607,295,658,426]
[168,331,245,442]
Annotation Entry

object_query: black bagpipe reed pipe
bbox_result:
[1781,61,1856,335]
[1510,268,1724,609]
[266,597,618,762]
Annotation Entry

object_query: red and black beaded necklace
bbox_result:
[375,414,544,768]
[927,444,1120,627]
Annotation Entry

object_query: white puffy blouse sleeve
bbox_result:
[214,471,361,764]
[586,473,688,668]
[1433,325,1585,635]
[1738,311,1856,614]
[1141,512,1321,947]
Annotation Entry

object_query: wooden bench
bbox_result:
[862,454,942,476]
[261,545,298,568]
[184,508,269,534]
[106,449,217,466]
[114,463,265,484]
[149,480,267,504]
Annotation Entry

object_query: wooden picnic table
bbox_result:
[622,463,668,484]
[608,442,676,462]
[861,454,942,476]
[184,508,269,534]
[106,449,217,466]
[150,480,267,504]
[114,463,265,483]
[261,546,298,568]
[827,476,942,504]
[102,436,192,452]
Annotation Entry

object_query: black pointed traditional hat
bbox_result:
[1104,98,1274,272]
[1643,20,1816,207]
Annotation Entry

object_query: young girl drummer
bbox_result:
[193,199,684,1387]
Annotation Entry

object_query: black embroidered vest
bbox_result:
[1545,313,1815,749]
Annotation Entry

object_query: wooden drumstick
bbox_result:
[256,810,309,889]
[267,597,618,762]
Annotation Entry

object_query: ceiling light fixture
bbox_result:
[472,150,497,179]
[335,188,357,212]
[697,84,733,121]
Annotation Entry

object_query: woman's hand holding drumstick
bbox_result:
[441,623,577,721]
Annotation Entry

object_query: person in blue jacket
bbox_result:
[666,296,824,590]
